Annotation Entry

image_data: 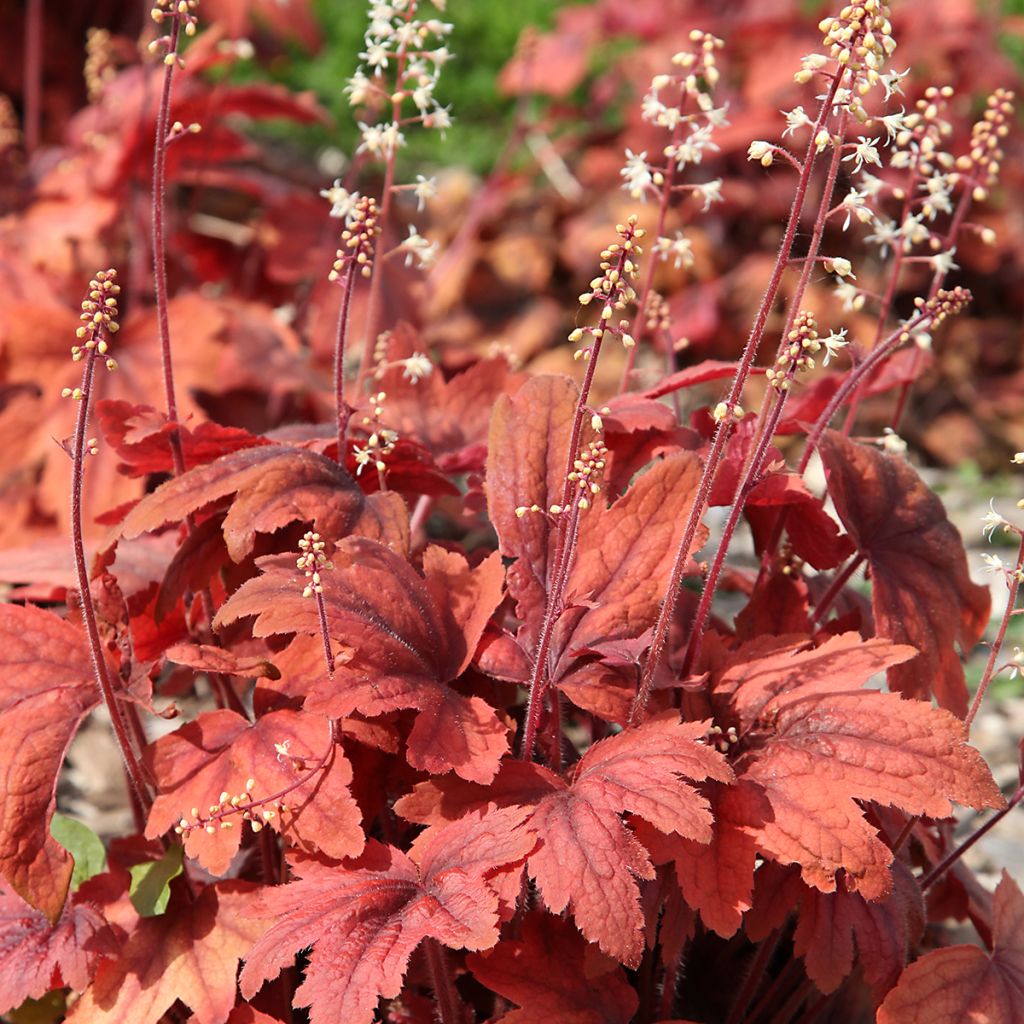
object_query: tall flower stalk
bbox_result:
[64,270,151,810]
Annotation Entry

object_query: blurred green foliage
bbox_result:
[1004,0,1024,68]
[255,0,585,173]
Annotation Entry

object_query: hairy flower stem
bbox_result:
[70,346,152,810]
[333,261,358,458]
[24,0,43,154]
[628,70,845,726]
[920,783,1024,892]
[676,110,850,675]
[150,16,187,477]
[424,938,464,1024]
[966,531,1024,728]
[315,589,336,677]
[809,553,864,625]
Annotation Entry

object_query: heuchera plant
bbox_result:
[0,1,1021,1022]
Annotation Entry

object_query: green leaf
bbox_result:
[49,814,106,892]
[128,844,184,917]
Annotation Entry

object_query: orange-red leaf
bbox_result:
[117,445,387,562]
[719,633,1004,902]
[145,709,362,874]
[67,881,268,1024]
[878,871,1024,1023]
[239,807,536,1024]
[819,431,990,715]
[468,912,639,1024]
[216,539,508,782]
[0,886,116,1013]
[0,605,100,922]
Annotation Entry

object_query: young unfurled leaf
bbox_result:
[819,431,990,715]
[50,816,106,894]
[468,912,639,1024]
[0,605,100,922]
[145,709,363,874]
[216,540,508,782]
[239,807,537,1024]
[878,871,1024,1023]
[128,844,183,918]
[0,886,116,1015]
[67,881,269,1024]
[704,634,1003,910]
[116,445,392,562]
[398,714,731,966]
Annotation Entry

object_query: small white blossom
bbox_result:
[694,178,723,211]
[399,225,438,269]
[412,174,437,211]
[981,552,1007,574]
[781,105,813,138]
[876,108,908,144]
[843,136,882,172]
[882,427,907,455]
[1012,452,1024,465]
[826,256,855,279]
[859,172,886,198]
[400,352,433,383]
[834,279,864,311]
[839,188,872,231]
[357,121,406,158]
[655,231,695,270]
[929,248,959,276]
[879,67,911,102]
[748,140,774,166]
[1009,647,1024,679]
[982,499,1007,541]
[621,149,654,199]
[821,328,848,366]
[865,215,901,258]
[319,181,362,222]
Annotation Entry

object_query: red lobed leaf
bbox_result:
[819,431,990,715]
[145,709,363,875]
[0,605,101,922]
[467,912,639,1024]
[0,885,117,1013]
[67,881,269,1024]
[878,871,1024,1023]
[239,807,536,1024]
[215,539,508,782]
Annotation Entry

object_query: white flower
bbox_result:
[400,225,438,269]
[821,328,848,366]
[879,67,911,102]
[900,212,930,250]
[345,71,374,106]
[352,444,374,475]
[859,171,886,198]
[865,216,901,258]
[981,552,1007,574]
[781,105,813,138]
[843,136,882,172]
[826,256,855,279]
[655,231,694,270]
[881,427,907,455]
[319,182,362,222]
[876,108,908,144]
[695,178,723,211]
[1009,647,1024,679]
[621,149,654,199]
[929,248,959,276]
[834,279,864,311]
[422,105,452,134]
[747,140,774,166]
[672,124,718,167]
[400,352,433,383]
[982,499,1007,541]
[413,174,437,211]
[357,121,406,158]
[1012,452,1024,465]
[361,40,391,68]
[839,188,872,231]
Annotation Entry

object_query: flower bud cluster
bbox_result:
[621,30,727,200]
[329,196,381,282]
[956,88,1015,201]
[84,28,116,102]
[149,0,199,64]
[766,311,821,391]
[174,777,289,837]
[566,439,609,512]
[816,2,895,113]
[569,217,644,358]
[353,392,398,477]
[911,286,971,332]
[63,270,120,399]
[297,532,333,598]
[706,723,739,754]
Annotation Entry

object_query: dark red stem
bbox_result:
[23,0,43,154]
[424,938,464,1024]
[333,261,358,458]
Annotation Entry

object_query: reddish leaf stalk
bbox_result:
[628,69,846,725]
[920,783,1024,892]
[424,937,465,1024]
[315,588,336,677]
[724,927,782,1024]
[69,341,151,811]
[965,530,1024,728]
[809,553,864,625]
